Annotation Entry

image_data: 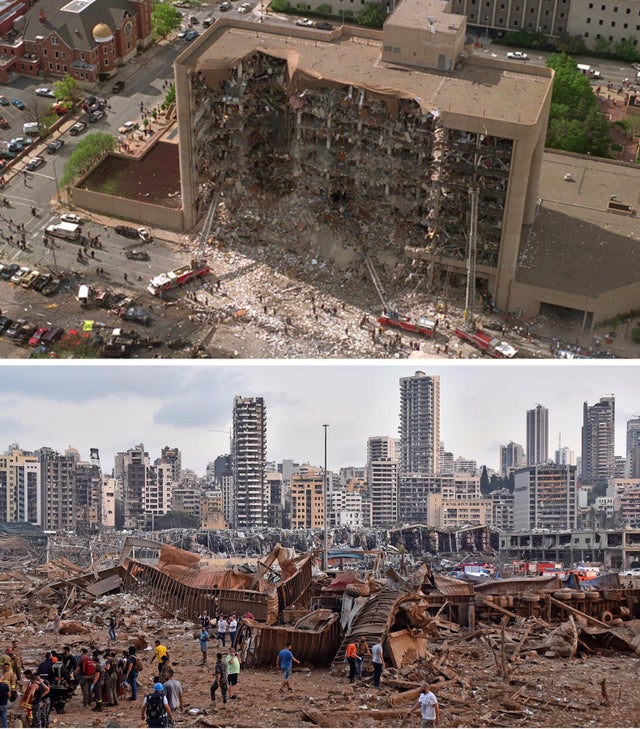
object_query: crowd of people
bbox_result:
[0,609,436,728]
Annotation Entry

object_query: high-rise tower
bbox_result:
[399,372,440,476]
[581,396,615,484]
[526,404,548,466]
[232,396,267,528]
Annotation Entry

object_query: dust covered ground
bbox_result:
[11,608,640,728]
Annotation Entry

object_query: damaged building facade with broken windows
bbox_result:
[173,0,554,315]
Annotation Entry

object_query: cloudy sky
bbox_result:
[0,362,638,474]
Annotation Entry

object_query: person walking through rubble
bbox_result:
[163,668,183,719]
[152,640,168,675]
[211,653,228,705]
[371,638,384,688]
[124,646,140,701]
[108,612,118,643]
[0,666,9,729]
[406,682,439,728]
[104,652,119,707]
[142,682,173,728]
[11,642,23,683]
[356,637,371,679]
[225,649,240,699]
[345,641,359,684]
[90,650,105,712]
[76,647,97,707]
[228,614,238,648]
[276,642,300,693]
[198,611,211,631]
[1,661,16,705]
[198,627,210,665]
[216,615,228,648]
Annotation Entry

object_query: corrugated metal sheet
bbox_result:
[433,575,475,596]
[474,576,560,595]
[237,611,341,667]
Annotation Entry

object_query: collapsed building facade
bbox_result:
[174,0,553,315]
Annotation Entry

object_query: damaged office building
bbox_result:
[174,0,553,314]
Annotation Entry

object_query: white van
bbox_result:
[22,122,39,135]
[77,284,91,305]
[46,222,81,240]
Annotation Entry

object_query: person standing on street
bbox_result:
[371,638,384,688]
[276,642,300,693]
[406,682,439,728]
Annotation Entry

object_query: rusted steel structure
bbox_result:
[237,609,341,667]
[124,559,276,621]
[333,588,406,664]
[122,544,314,624]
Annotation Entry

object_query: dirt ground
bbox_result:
[10,613,640,729]
[82,143,182,209]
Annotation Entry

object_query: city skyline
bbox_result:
[0,363,639,475]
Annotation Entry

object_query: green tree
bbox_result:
[151,1,182,38]
[555,32,587,56]
[583,106,613,156]
[546,53,595,110]
[60,132,116,187]
[614,36,639,62]
[356,2,386,28]
[546,117,589,153]
[54,74,83,104]
[270,0,290,11]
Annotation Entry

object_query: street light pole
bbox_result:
[323,423,329,572]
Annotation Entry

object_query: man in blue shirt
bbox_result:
[276,643,300,692]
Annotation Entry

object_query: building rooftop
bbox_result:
[179,21,552,131]
[516,151,640,296]
[386,0,464,35]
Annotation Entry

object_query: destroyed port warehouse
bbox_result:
[6,524,640,721]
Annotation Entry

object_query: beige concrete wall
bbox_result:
[509,278,640,329]
[71,186,184,231]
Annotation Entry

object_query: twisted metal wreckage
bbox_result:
[22,537,640,672]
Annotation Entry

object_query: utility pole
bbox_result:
[323,423,329,572]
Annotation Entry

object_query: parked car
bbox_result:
[32,273,52,292]
[25,156,44,171]
[35,87,55,97]
[20,270,40,289]
[112,80,125,93]
[5,318,26,339]
[69,121,87,136]
[46,139,65,154]
[13,323,37,345]
[41,326,64,347]
[202,17,214,27]
[185,29,199,41]
[28,326,49,347]
[296,17,314,26]
[315,21,334,30]
[0,316,13,334]
[189,14,199,23]
[41,278,61,297]
[125,249,150,261]
[88,109,105,123]
[119,304,152,326]
[239,2,252,12]
[10,265,30,284]
[623,567,640,577]
[506,51,528,60]
[178,27,188,37]
[0,263,19,280]
[116,225,151,241]
[118,121,138,134]
[220,1,232,10]
[0,96,8,106]
[60,213,82,224]
[10,98,25,110]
